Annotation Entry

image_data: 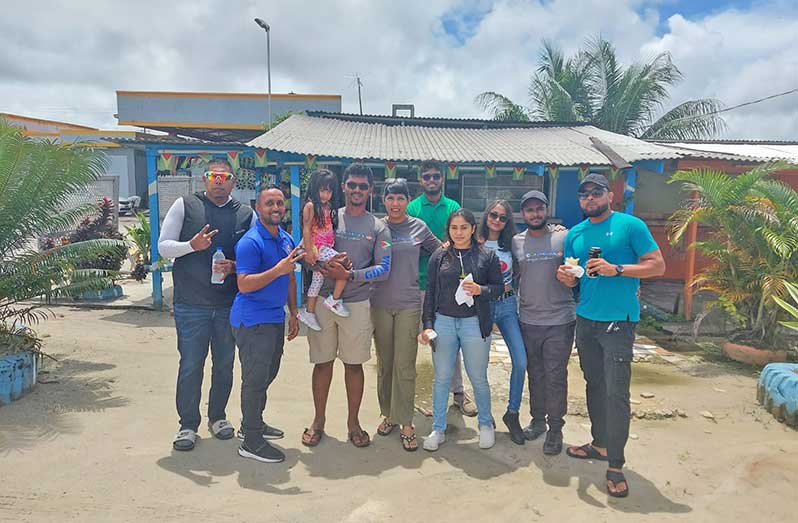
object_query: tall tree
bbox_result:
[477,37,725,140]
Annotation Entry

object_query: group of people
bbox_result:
[160,158,665,498]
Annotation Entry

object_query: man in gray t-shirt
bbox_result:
[303,164,392,449]
[511,190,577,456]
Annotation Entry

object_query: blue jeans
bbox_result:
[173,303,236,432]
[493,295,527,413]
[432,314,493,431]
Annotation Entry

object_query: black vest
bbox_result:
[172,192,253,307]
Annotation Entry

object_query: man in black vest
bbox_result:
[158,158,256,451]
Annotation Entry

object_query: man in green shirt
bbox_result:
[407,159,476,416]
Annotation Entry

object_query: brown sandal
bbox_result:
[301,427,324,447]
[377,418,396,436]
[348,429,371,448]
[400,431,418,452]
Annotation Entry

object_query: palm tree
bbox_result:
[0,120,126,352]
[476,37,725,140]
[667,163,798,346]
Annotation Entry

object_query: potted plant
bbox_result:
[0,121,125,403]
[668,164,798,365]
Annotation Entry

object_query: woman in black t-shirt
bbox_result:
[419,209,503,451]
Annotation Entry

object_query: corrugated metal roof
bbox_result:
[654,141,798,163]
[110,135,246,147]
[248,113,683,166]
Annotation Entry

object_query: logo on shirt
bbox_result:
[336,230,372,241]
[380,240,392,249]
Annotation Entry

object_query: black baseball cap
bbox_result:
[520,190,549,207]
[578,173,610,191]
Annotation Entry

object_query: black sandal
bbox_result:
[400,432,418,452]
[566,443,609,461]
[606,470,629,498]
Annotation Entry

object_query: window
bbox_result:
[460,171,544,214]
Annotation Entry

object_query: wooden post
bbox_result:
[683,190,699,320]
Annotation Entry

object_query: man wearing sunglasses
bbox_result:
[158,158,257,451]
[301,163,392,449]
[407,160,476,417]
[561,172,665,498]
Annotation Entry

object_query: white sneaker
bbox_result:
[297,308,322,331]
[323,295,351,317]
[478,424,495,449]
[423,430,446,451]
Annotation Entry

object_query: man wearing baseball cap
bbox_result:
[560,172,665,498]
[511,190,577,456]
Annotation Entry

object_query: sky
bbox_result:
[2,0,796,139]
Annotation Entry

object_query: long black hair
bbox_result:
[306,168,341,230]
[444,208,480,260]
[479,199,517,252]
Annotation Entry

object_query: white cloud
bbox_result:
[1,0,796,139]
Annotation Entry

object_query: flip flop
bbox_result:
[301,427,324,447]
[377,419,397,436]
[348,429,371,448]
[400,432,418,452]
[566,443,609,461]
[606,470,630,498]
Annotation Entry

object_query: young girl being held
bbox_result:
[296,169,350,331]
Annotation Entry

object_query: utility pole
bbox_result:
[356,75,363,115]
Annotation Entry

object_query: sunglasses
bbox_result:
[577,188,607,199]
[204,171,234,182]
[488,211,509,223]
[421,173,442,181]
[346,181,371,191]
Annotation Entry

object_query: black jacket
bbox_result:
[422,245,504,339]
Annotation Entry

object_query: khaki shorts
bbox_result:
[307,299,373,365]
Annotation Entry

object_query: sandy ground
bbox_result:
[1,306,797,523]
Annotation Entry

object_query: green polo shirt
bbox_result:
[407,193,461,290]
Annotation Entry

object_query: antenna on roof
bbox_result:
[346,73,365,115]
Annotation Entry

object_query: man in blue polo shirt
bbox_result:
[230,185,304,463]
[560,173,665,498]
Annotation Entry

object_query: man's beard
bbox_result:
[584,202,610,217]
[528,218,548,230]
[424,187,441,196]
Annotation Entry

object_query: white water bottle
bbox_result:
[211,247,225,284]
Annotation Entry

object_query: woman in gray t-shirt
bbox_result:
[370,178,440,451]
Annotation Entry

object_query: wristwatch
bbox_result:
[348,269,355,281]
[614,264,625,276]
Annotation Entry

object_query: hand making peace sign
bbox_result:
[189,224,219,251]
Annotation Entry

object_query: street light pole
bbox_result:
[254,18,272,129]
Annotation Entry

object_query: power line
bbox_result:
[711,87,798,116]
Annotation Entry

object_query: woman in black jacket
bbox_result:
[419,209,503,451]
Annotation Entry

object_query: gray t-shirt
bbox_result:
[512,230,576,326]
[371,216,440,310]
[319,208,392,303]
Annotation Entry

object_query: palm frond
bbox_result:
[474,92,530,122]
[641,98,726,140]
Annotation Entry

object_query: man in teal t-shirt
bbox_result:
[407,160,475,416]
[559,173,665,498]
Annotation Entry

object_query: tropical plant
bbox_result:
[667,163,798,347]
[774,281,798,332]
[476,36,725,140]
[126,212,151,282]
[0,120,125,354]
[43,197,127,273]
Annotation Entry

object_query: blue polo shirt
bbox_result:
[564,212,659,322]
[230,220,295,328]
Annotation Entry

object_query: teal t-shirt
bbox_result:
[564,212,659,322]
